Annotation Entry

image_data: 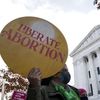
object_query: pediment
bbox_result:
[70,25,100,57]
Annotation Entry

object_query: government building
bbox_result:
[70,25,100,100]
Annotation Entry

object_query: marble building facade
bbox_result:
[70,25,100,100]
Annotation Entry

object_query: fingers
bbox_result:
[27,68,41,87]
[28,68,41,80]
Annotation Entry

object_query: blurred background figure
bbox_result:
[93,0,100,9]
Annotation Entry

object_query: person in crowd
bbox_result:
[26,64,88,100]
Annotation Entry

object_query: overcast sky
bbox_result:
[0,0,100,85]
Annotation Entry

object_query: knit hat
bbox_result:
[78,88,87,97]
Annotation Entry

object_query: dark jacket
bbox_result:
[26,82,81,100]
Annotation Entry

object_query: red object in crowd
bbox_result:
[78,88,87,97]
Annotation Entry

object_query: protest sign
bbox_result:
[0,17,68,78]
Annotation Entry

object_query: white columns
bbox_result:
[81,57,90,93]
[88,53,98,97]
[96,48,100,67]
[73,58,89,92]
[95,48,100,92]
[73,59,84,87]
[73,61,79,87]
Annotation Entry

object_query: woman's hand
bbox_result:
[27,68,41,87]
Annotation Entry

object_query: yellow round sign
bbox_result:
[0,17,68,78]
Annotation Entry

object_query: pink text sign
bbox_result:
[11,91,27,100]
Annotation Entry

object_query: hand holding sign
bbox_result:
[0,17,68,78]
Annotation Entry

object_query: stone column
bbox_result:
[96,48,100,68]
[88,53,98,97]
[95,48,100,92]
[73,60,79,87]
[73,58,89,92]
[81,57,90,93]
